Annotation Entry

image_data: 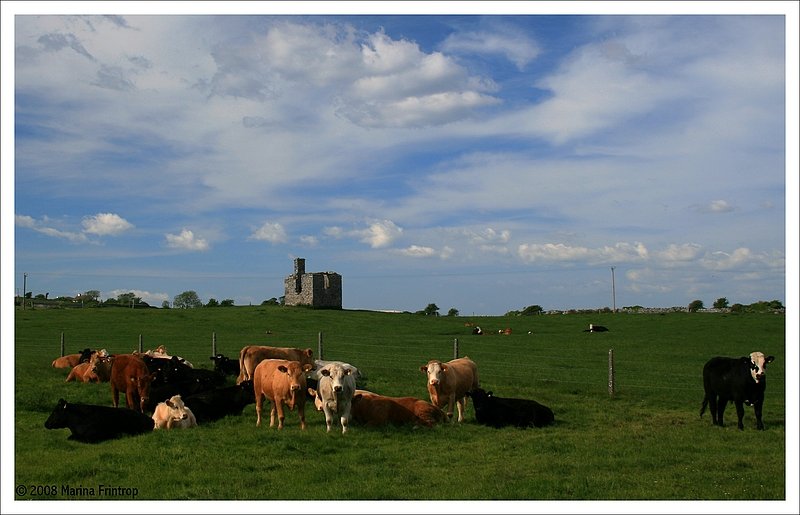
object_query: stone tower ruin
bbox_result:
[283,258,342,309]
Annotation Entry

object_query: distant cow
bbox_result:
[307,362,357,433]
[237,345,314,384]
[350,392,445,428]
[420,356,479,422]
[89,353,114,382]
[137,345,194,368]
[700,351,775,430]
[109,354,156,412]
[210,353,240,377]
[65,362,99,383]
[253,359,314,430]
[583,324,609,332]
[152,394,197,430]
[51,348,95,369]
[467,387,554,428]
[45,398,154,443]
[183,380,256,424]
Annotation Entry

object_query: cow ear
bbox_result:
[487,391,494,397]
[303,364,314,372]
[305,349,313,357]
[420,365,427,373]
[320,369,331,377]
[766,356,775,364]
[308,388,317,397]
[278,365,288,373]
[166,400,174,408]
[441,364,448,372]
[353,394,362,401]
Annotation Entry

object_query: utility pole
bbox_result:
[611,266,616,313]
[22,273,28,310]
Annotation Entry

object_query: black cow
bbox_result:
[210,353,240,377]
[45,398,154,443]
[182,380,256,423]
[467,387,554,428]
[143,377,221,412]
[583,324,608,332]
[142,355,192,384]
[700,351,775,430]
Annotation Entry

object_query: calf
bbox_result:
[700,351,775,430]
[152,394,197,429]
[210,353,240,377]
[253,359,313,430]
[420,356,479,422]
[307,362,357,433]
[45,398,154,442]
[350,392,445,428]
[237,345,314,384]
[467,388,554,428]
[109,354,156,412]
[183,380,256,423]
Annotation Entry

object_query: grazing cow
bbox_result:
[109,354,156,412]
[237,345,315,384]
[307,362,357,433]
[583,324,609,332]
[700,351,775,430]
[420,356,479,422]
[65,362,99,383]
[152,395,197,429]
[253,359,313,430]
[45,398,154,443]
[349,392,445,428]
[183,380,256,424]
[210,353,240,377]
[467,388,554,428]
[51,348,94,369]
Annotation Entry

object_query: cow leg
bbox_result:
[274,402,284,429]
[715,398,728,427]
[753,401,765,430]
[111,385,120,408]
[323,407,333,433]
[298,406,306,431]
[734,401,746,431]
[255,394,263,427]
[456,397,466,422]
[340,415,348,434]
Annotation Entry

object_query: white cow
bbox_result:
[152,394,197,430]
[308,362,356,433]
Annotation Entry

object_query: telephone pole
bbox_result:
[611,266,616,313]
[22,273,28,310]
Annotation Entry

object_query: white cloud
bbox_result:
[249,222,288,244]
[517,241,649,265]
[299,235,318,247]
[325,219,403,249]
[165,229,209,251]
[81,213,133,236]
[709,200,734,213]
[441,28,541,70]
[656,243,704,263]
[15,214,87,243]
[106,288,169,306]
[399,245,436,258]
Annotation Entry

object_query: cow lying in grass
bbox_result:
[467,388,554,428]
[152,394,197,429]
[45,398,154,442]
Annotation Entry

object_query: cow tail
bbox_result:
[699,396,708,418]
[237,346,249,383]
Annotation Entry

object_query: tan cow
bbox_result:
[90,353,114,382]
[237,345,314,384]
[52,354,84,369]
[65,362,99,383]
[253,359,313,430]
[350,391,445,428]
[420,356,479,422]
[152,395,197,430]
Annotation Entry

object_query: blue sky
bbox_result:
[4,2,798,315]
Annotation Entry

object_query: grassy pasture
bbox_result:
[12,307,786,502]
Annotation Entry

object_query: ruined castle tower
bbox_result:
[283,258,342,309]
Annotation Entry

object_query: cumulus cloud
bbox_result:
[106,288,169,306]
[398,245,437,258]
[249,222,288,244]
[325,219,403,249]
[517,241,649,264]
[441,28,541,70]
[81,213,133,236]
[165,229,209,251]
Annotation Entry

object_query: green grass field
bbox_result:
[12,306,786,502]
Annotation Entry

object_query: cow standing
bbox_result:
[468,388,554,428]
[45,398,154,442]
[700,351,775,430]
[253,359,313,430]
[109,354,156,413]
[237,345,315,384]
[420,356,479,422]
[308,362,357,433]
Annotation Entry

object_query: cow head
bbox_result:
[749,352,775,383]
[420,361,447,387]
[44,398,70,429]
[132,372,157,411]
[319,364,352,394]
[165,395,190,421]
[278,362,313,408]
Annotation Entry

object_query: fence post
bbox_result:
[212,331,217,357]
[60,332,65,357]
[608,348,616,397]
[453,338,459,359]
[318,332,324,361]
[138,334,143,354]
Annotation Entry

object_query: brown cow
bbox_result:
[350,391,445,428]
[51,348,95,368]
[65,362,99,383]
[420,356,479,422]
[253,359,313,430]
[237,345,314,384]
[109,354,156,412]
[90,353,114,382]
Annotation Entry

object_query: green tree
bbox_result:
[161,300,171,309]
[713,297,729,309]
[446,308,459,317]
[206,298,219,308]
[220,299,235,307]
[261,298,280,306]
[520,305,544,316]
[174,290,202,309]
[688,299,704,312]
[422,303,440,316]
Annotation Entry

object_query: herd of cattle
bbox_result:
[44,343,775,443]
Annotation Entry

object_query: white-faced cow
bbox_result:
[307,362,357,433]
[45,398,154,442]
[700,351,775,430]
[253,359,314,430]
[152,394,197,430]
[420,356,479,422]
[467,387,554,428]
